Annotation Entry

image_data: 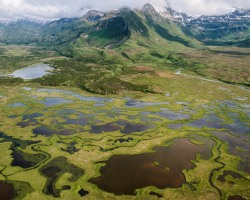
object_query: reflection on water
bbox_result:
[9,102,26,108]
[10,63,53,80]
[37,88,113,103]
[90,120,155,134]
[91,123,121,134]
[116,120,155,134]
[38,98,73,106]
[6,86,250,177]
[22,87,32,91]
[33,125,77,136]
[155,110,190,120]
[189,115,249,135]
[65,114,88,126]
[168,124,183,129]
[17,113,44,128]
[125,97,169,108]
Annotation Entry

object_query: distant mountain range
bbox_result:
[180,8,250,46]
[0,4,249,47]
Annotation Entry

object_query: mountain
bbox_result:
[0,4,200,50]
[0,4,249,48]
[139,4,199,48]
[39,18,88,46]
[0,4,249,90]
[0,19,46,44]
[160,7,250,46]
[159,7,194,23]
[79,8,130,48]
[80,10,104,22]
[188,9,250,46]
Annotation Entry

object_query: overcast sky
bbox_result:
[0,0,250,21]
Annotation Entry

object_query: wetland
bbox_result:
[0,65,249,199]
[0,5,250,198]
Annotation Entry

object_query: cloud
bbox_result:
[0,0,249,20]
[167,0,250,16]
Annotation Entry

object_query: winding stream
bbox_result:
[175,69,250,92]
[209,143,225,199]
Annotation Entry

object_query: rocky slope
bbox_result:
[160,7,250,46]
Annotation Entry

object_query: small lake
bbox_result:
[38,97,73,106]
[0,181,16,200]
[125,98,169,108]
[9,63,53,80]
[37,88,113,103]
[8,102,26,108]
[89,137,213,195]
[33,125,77,136]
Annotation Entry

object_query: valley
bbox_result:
[0,71,249,199]
[0,3,249,200]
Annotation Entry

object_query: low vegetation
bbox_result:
[0,6,249,199]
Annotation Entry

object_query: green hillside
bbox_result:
[0,4,249,91]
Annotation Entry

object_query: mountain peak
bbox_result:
[142,3,161,19]
[82,10,104,21]
[119,6,131,12]
[142,3,157,13]
[0,18,49,25]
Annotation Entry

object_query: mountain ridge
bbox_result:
[0,4,249,47]
[0,4,249,93]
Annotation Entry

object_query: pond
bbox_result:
[116,120,155,134]
[0,181,16,200]
[33,125,77,136]
[89,137,213,195]
[189,115,249,136]
[8,102,26,108]
[39,157,84,197]
[211,131,250,173]
[9,63,53,80]
[37,88,113,103]
[64,114,88,126]
[155,110,190,120]
[17,112,44,128]
[38,97,74,106]
[125,98,169,108]
[11,148,47,169]
[217,170,246,183]
[91,123,121,134]
[168,124,183,129]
